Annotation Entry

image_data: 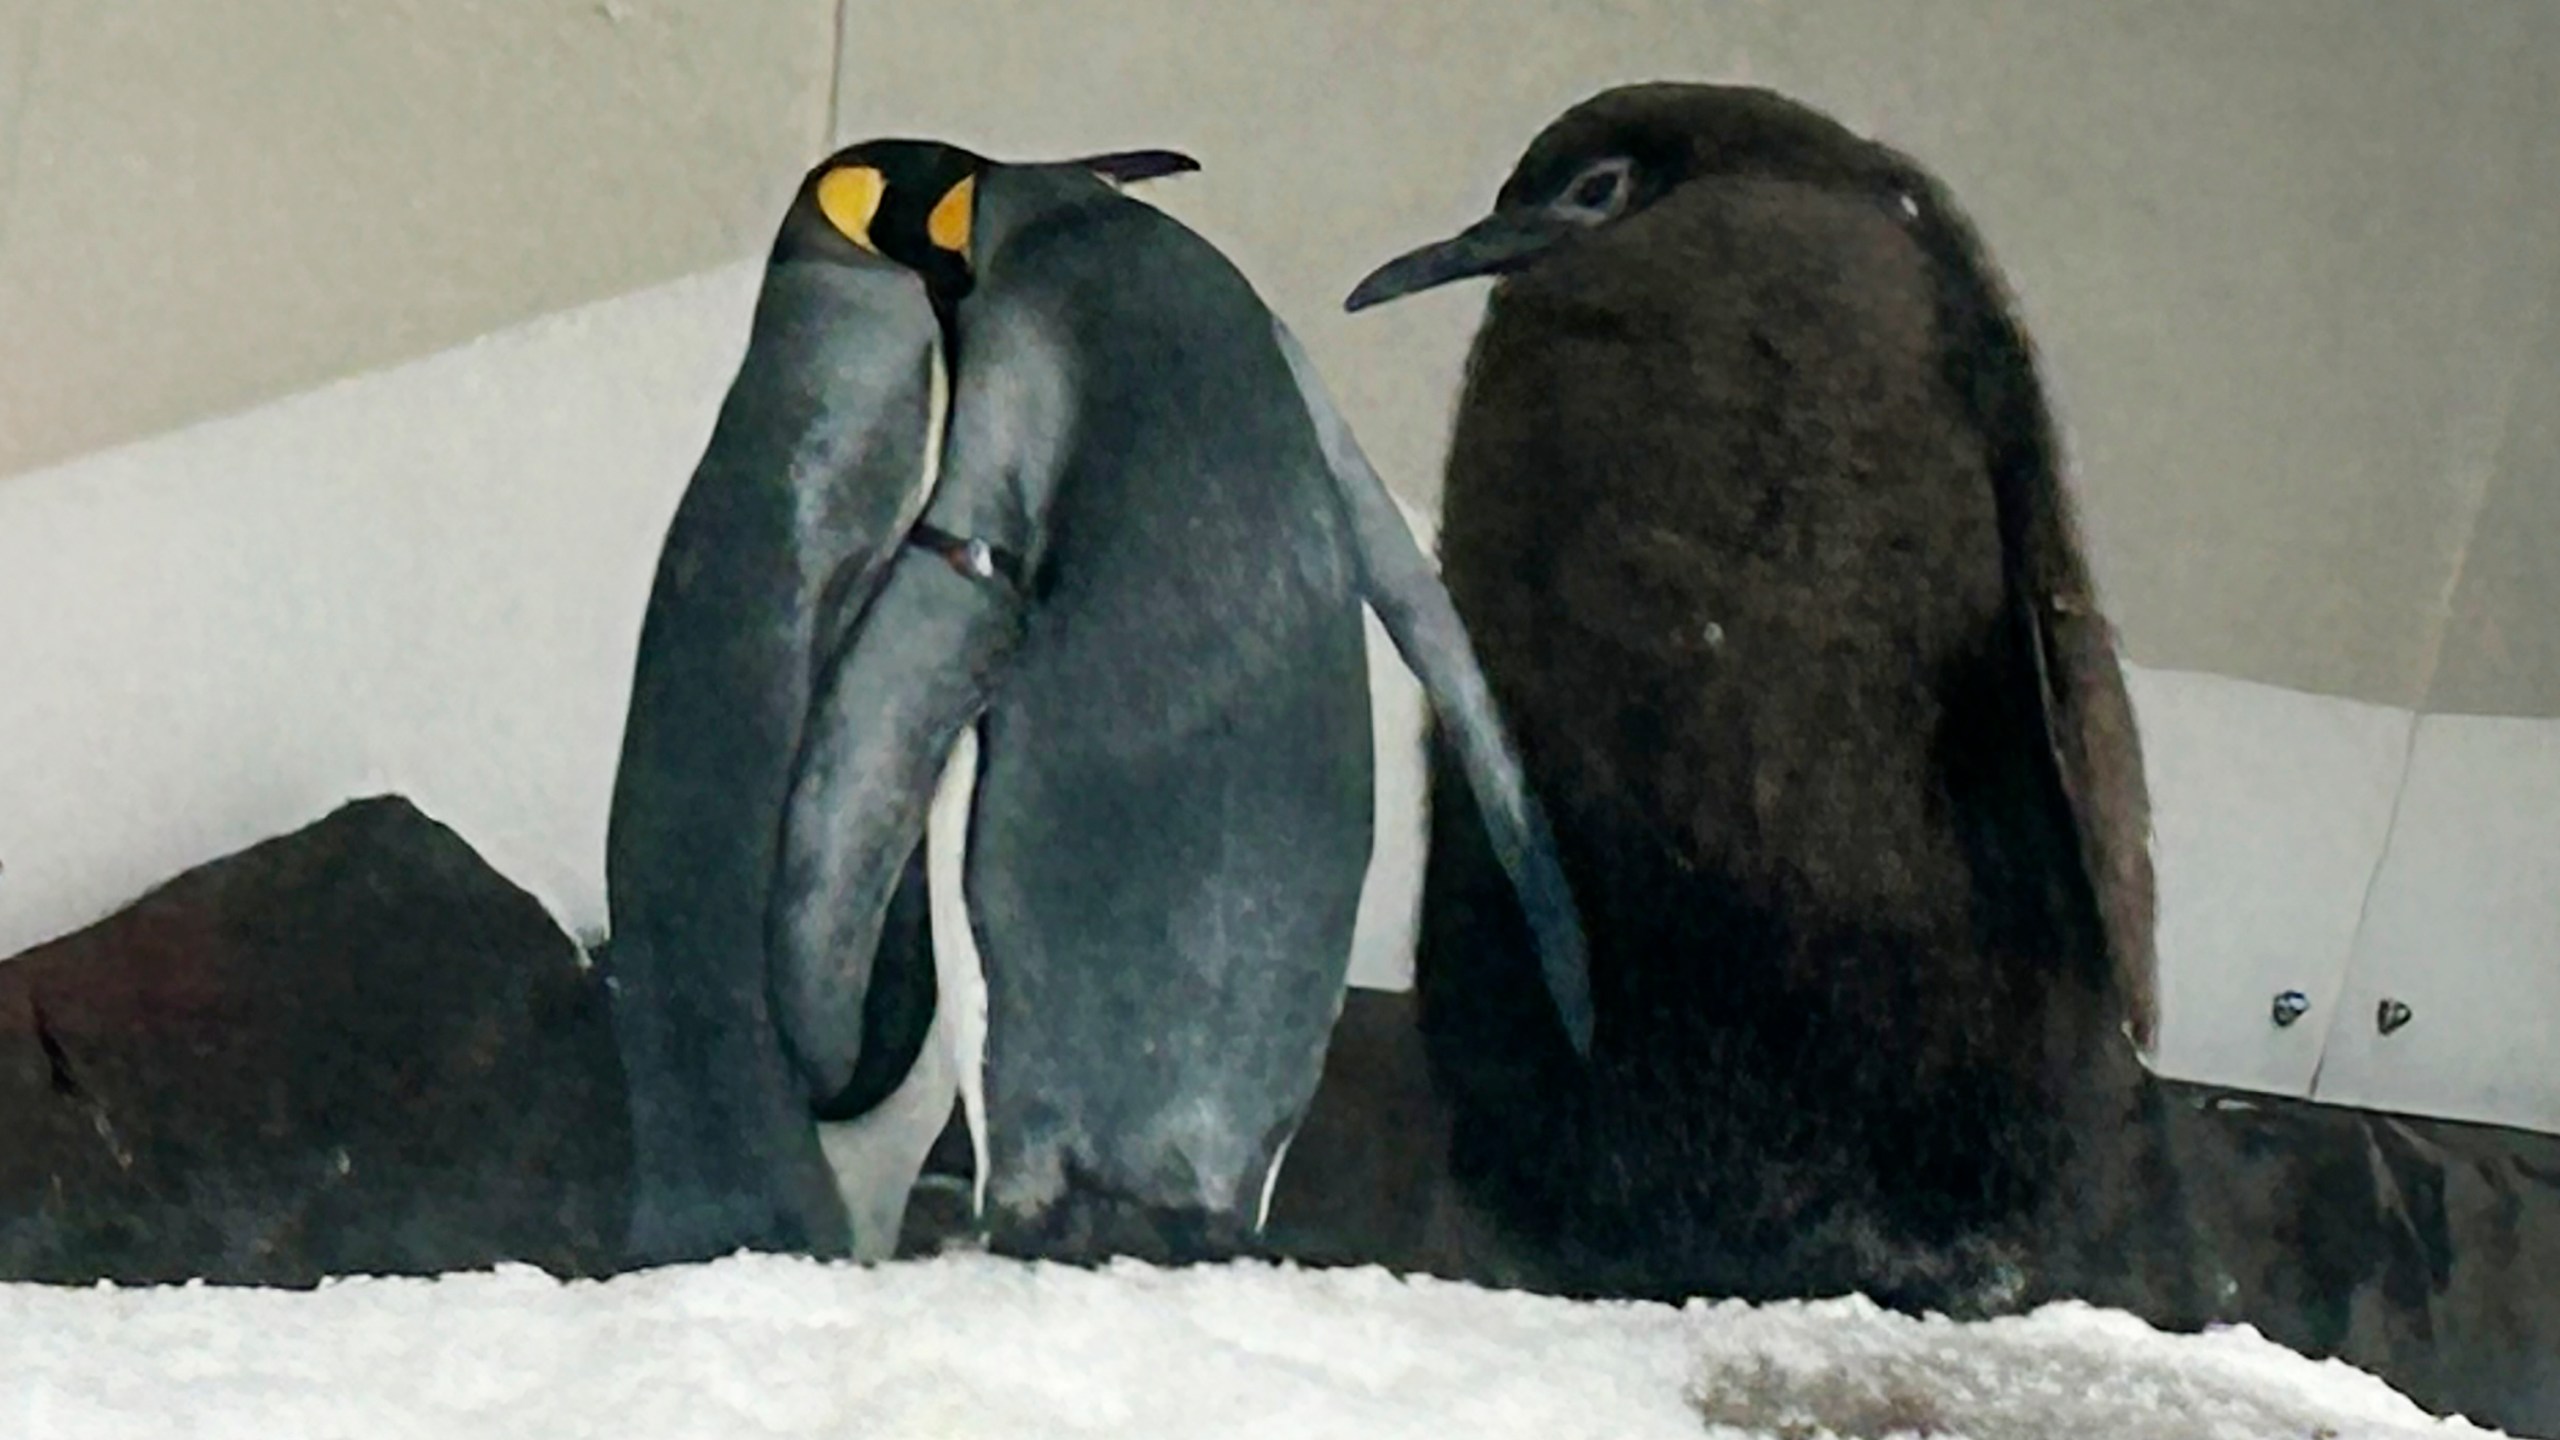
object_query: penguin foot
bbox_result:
[620,1183,852,1274]
[981,1168,1264,1269]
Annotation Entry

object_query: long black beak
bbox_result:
[1066,149,1203,185]
[1345,211,1573,312]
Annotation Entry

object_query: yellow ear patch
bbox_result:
[816,165,888,251]
[927,174,976,255]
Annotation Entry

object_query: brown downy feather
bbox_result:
[1404,83,2161,1314]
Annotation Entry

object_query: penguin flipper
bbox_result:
[770,546,1029,1105]
[807,844,937,1124]
[813,731,990,1261]
[2023,569,2159,1055]
[1915,176,2160,1055]
[1267,316,1594,1058]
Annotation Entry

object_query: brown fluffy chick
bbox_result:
[1346,82,2164,1317]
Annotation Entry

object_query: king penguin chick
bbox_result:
[1344,82,2170,1317]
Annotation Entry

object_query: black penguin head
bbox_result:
[778,139,989,308]
[1345,83,1885,311]
[774,139,1204,309]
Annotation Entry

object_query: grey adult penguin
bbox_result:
[608,138,1591,1269]
[604,140,1220,1268]
[1345,83,2168,1316]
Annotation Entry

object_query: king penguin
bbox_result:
[604,140,1205,1267]
[1343,83,2168,1316]
[606,138,1590,1269]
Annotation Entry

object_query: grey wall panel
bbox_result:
[2313,714,2560,1135]
[2429,258,2560,721]
[0,0,838,481]
[838,0,2560,709]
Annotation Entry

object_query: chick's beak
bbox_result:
[1345,210,1573,312]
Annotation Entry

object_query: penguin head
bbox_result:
[1345,82,1887,311]
[778,140,1204,308]
[779,139,989,307]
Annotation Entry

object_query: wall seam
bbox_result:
[2301,161,2560,1101]
[822,0,850,148]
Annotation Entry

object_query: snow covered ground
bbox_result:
[0,1252,2520,1439]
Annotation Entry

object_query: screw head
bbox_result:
[2271,990,2310,1027]
[2377,999,2413,1036]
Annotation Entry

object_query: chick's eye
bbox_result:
[1572,171,1622,209]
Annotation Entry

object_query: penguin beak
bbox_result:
[1345,211,1574,311]
[1066,148,1203,185]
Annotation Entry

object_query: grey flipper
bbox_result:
[809,844,937,1125]
[810,735,989,1263]
[811,840,948,1263]
[802,838,941,1262]
[1268,318,1595,1057]
[766,544,1027,1104]
[604,259,941,1267]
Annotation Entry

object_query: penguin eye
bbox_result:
[1554,158,1636,225]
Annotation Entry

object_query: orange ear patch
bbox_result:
[816,166,888,251]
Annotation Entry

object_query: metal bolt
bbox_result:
[2376,999,2413,1036]
[2270,990,2309,1027]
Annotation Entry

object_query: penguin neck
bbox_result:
[908,158,1123,460]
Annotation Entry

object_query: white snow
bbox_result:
[0,1252,2516,1439]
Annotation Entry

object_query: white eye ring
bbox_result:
[1556,158,1637,222]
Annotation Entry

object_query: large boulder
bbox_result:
[0,795,628,1286]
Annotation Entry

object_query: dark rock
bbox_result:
[1264,987,2560,1438]
[1259,984,1474,1277]
[0,795,630,1287]
[2164,1088,2560,1434]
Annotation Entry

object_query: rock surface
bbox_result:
[0,795,628,1287]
